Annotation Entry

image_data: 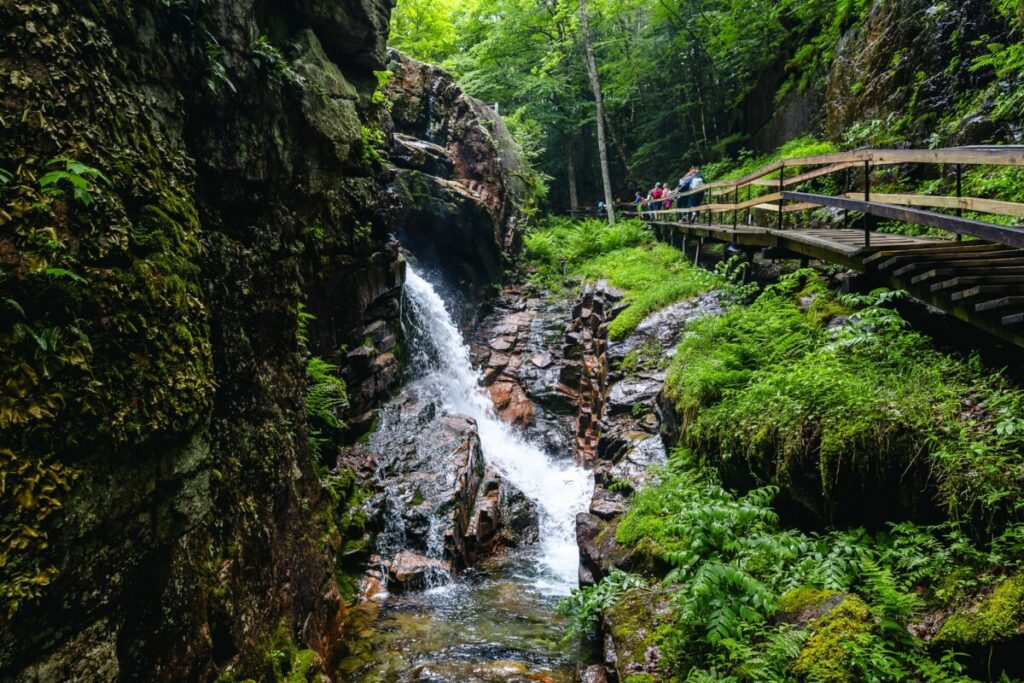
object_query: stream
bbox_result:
[336,267,593,682]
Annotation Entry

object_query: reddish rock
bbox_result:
[488,381,535,426]
[389,550,450,587]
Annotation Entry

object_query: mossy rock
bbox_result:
[934,574,1024,647]
[792,595,872,683]
[777,586,842,621]
[604,589,673,681]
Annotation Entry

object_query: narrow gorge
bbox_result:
[3,1,1024,682]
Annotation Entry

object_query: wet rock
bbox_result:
[606,436,668,493]
[358,575,389,603]
[589,489,628,521]
[370,387,485,574]
[498,480,541,546]
[580,664,610,683]
[606,377,663,415]
[470,285,575,450]
[410,659,559,682]
[576,514,638,586]
[488,381,535,427]
[389,551,452,589]
[386,50,525,305]
[466,467,540,556]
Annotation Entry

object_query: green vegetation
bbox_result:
[562,449,1024,680]
[554,255,1024,679]
[663,272,1024,530]
[250,35,306,88]
[524,217,718,338]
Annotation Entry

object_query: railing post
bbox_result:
[955,163,963,242]
[777,163,785,230]
[746,185,752,226]
[843,167,851,230]
[863,160,871,247]
[733,185,739,229]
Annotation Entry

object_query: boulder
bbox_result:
[388,551,452,589]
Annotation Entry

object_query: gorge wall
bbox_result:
[385,50,525,310]
[0,2,520,680]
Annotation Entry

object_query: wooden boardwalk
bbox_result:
[624,146,1024,348]
[648,221,1024,346]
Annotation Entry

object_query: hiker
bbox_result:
[662,182,673,210]
[686,168,706,223]
[634,188,646,218]
[676,170,697,219]
[650,182,664,216]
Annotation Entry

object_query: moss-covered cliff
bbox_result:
[0,1,401,679]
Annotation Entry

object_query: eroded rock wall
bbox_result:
[385,50,525,309]
[0,1,399,679]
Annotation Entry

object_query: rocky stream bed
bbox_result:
[335,267,724,682]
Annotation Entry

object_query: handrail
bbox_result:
[782,191,1024,248]
[619,145,1024,249]
[620,145,1024,208]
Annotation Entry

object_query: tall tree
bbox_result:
[578,0,615,224]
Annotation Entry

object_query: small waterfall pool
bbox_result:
[336,267,593,682]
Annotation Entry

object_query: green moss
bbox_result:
[779,586,839,615]
[792,595,872,683]
[284,649,319,683]
[662,273,1024,528]
[623,675,656,683]
[934,574,1024,646]
[605,589,670,677]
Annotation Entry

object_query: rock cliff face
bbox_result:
[0,1,400,680]
[825,0,1012,143]
[385,51,526,310]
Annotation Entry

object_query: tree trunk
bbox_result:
[565,137,580,211]
[578,0,615,225]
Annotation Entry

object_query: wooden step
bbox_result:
[911,267,1024,284]
[951,285,1024,301]
[931,276,1024,292]
[999,311,1024,327]
[888,252,1024,275]
[878,248,1024,271]
[975,296,1024,312]
[862,242,1001,265]
[1004,312,1024,326]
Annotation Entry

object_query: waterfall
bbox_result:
[403,267,593,595]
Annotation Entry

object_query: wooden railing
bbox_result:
[622,146,1024,249]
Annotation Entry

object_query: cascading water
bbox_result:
[339,266,594,682]
[402,266,592,594]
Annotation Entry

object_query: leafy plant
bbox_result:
[38,158,109,205]
[250,35,305,88]
[556,568,646,638]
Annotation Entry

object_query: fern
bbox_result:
[306,356,348,458]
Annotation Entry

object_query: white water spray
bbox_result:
[403,267,592,595]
